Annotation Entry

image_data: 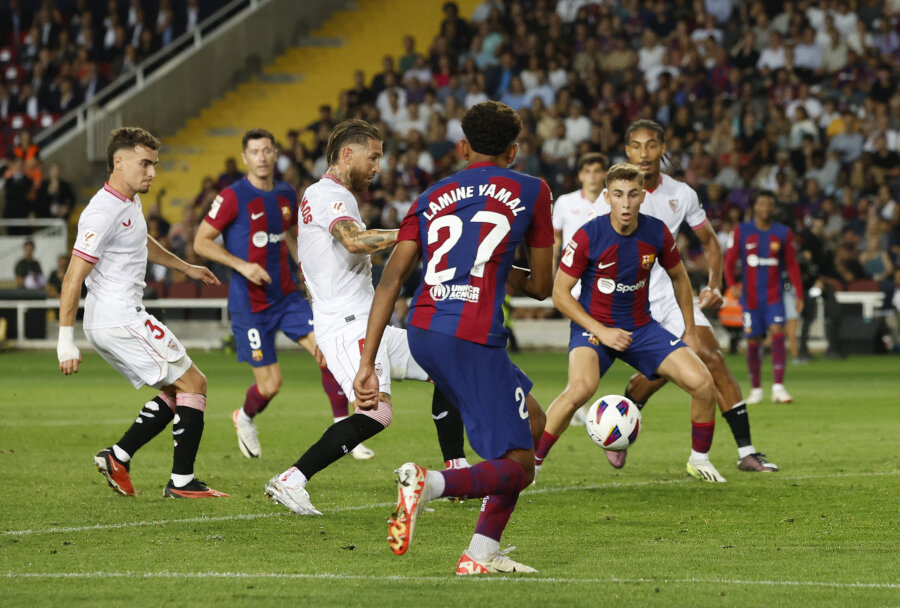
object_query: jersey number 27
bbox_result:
[424,211,510,285]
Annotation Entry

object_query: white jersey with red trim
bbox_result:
[72,184,148,330]
[552,188,605,249]
[297,174,374,332]
[597,173,709,304]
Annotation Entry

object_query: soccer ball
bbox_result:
[585,395,641,451]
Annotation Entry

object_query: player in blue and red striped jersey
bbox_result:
[354,101,554,574]
[535,162,727,484]
[194,128,355,460]
[724,190,804,405]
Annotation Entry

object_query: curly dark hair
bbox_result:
[625,119,666,145]
[106,127,160,173]
[461,101,522,156]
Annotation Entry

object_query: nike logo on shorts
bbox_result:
[251,211,265,220]
[670,339,679,346]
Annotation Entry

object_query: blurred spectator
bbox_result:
[35,162,75,220]
[14,239,44,289]
[217,157,244,190]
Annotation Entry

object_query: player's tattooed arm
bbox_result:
[331,220,398,254]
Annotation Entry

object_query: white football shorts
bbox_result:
[85,312,192,390]
[649,287,713,338]
[317,315,428,403]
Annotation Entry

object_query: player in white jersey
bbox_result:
[265,119,466,515]
[56,127,229,498]
[552,153,608,426]
[594,120,778,473]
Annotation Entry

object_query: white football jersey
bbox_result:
[297,174,374,332]
[72,184,148,329]
[597,173,709,303]
[552,188,605,247]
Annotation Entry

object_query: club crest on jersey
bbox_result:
[281,205,291,219]
[641,253,656,269]
[331,201,347,216]
[669,198,678,210]
[770,240,780,253]
[430,283,480,303]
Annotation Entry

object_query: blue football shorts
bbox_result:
[230,291,315,367]
[408,326,534,460]
[568,320,685,380]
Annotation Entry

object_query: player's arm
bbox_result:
[784,229,804,313]
[723,225,741,299]
[193,221,271,286]
[147,234,220,286]
[552,269,632,351]
[694,222,724,310]
[331,220,398,254]
[57,255,94,375]
[285,224,299,265]
[552,230,563,274]
[353,240,421,408]
[508,245,554,300]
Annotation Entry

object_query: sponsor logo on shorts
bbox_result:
[669,339,679,346]
[430,283,480,303]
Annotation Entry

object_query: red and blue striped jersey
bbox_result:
[724,221,803,310]
[203,177,298,313]
[398,161,554,346]
[558,214,681,330]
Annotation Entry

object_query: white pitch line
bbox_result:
[3,470,897,537]
[2,571,897,589]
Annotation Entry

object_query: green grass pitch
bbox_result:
[1,349,898,606]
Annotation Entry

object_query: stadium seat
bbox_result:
[144,280,167,299]
[166,281,199,299]
[847,279,880,292]
[199,282,229,298]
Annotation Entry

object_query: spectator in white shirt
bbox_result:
[757,31,787,73]
[793,26,823,74]
[638,29,666,75]
[563,101,591,145]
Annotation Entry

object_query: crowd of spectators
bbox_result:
[219,0,898,347]
[4,0,900,348]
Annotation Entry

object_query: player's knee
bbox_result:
[258,377,281,399]
[565,379,596,408]
[694,373,716,405]
[356,400,393,429]
[184,367,207,394]
[697,344,725,373]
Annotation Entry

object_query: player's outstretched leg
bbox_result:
[691,326,779,472]
[321,367,373,460]
[268,408,389,513]
[95,394,177,496]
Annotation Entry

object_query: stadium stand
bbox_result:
[2,0,899,352]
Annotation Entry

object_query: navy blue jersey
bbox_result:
[398,161,554,346]
[203,177,298,313]
[724,221,803,310]
[559,214,681,331]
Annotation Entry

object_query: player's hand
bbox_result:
[697,286,723,311]
[185,264,221,286]
[681,327,701,352]
[57,326,82,375]
[312,344,327,368]
[597,326,632,351]
[241,262,272,286]
[353,364,380,410]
